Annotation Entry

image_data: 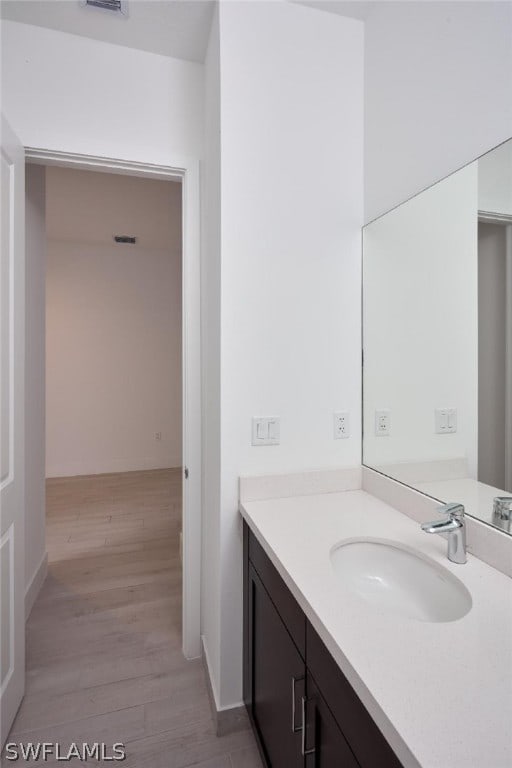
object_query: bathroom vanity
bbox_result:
[243,521,402,768]
[240,136,512,767]
[240,474,512,768]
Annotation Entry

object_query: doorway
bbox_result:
[25,149,202,663]
[25,163,187,710]
[0,137,202,747]
[478,222,507,489]
[41,163,185,635]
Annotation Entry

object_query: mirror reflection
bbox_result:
[363,138,512,534]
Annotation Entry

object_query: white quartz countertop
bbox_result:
[240,490,512,768]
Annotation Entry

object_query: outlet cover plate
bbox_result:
[334,411,350,439]
[375,409,391,436]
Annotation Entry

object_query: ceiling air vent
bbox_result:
[81,0,128,16]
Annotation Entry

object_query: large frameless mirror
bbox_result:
[363,137,512,534]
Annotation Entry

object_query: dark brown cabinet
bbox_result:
[304,674,360,768]
[243,522,403,768]
[247,564,305,767]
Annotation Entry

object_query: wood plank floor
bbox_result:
[4,469,262,768]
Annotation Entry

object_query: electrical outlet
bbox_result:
[435,408,457,434]
[334,412,350,439]
[375,409,391,436]
[155,432,162,441]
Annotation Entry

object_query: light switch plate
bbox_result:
[252,417,280,446]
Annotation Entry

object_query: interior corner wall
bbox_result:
[45,169,182,478]
[364,1,512,223]
[212,1,364,708]
[200,3,222,706]
[25,164,46,596]
[0,20,203,164]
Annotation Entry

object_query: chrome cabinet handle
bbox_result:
[301,696,316,756]
[291,676,304,733]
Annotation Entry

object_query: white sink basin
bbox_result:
[330,538,472,622]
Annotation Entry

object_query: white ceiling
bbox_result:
[0,1,378,63]
[0,0,215,63]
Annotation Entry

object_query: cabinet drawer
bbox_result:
[306,622,403,768]
[247,524,306,659]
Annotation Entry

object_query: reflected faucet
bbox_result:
[421,503,467,564]
[493,497,512,533]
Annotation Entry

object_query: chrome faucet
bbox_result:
[421,503,467,564]
[493,497,512,533]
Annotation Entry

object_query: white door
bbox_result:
[1,116,25,746]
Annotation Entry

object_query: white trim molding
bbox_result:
[201,636,249,737]
[478,210,512,225]
[25,553,47,621]
[25,147,185,181]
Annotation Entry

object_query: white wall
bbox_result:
[200,1,364,709]
[364,1,512,222]
[363,163,478,478]
[25,165,46,598]
[200,3,222,693]
[478,138,512,216]
[45,167,182,477]
[0,20,203,164]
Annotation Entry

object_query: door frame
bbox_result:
[479,211,512,491]
[25,147,202,660]
[506,224,512,492]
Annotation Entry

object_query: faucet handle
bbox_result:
[421,502,466,563]
[493,497,512,521]
[437,502,465,521]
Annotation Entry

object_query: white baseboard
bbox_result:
[201,635,222,711]
[25,552,48,620]
[46,456,181,478]
[201,635,248,736]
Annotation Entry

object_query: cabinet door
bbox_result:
[304,674,360,768]
[247,563,305,767]
[306,622,402,768]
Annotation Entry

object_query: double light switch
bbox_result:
[252,417,280,446]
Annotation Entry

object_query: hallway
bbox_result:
[5,470,260,767]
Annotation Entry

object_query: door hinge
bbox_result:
[184,467,189,479]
